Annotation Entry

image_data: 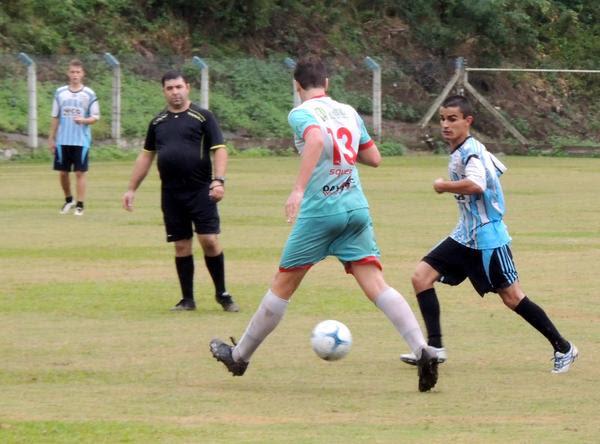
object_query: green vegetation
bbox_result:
[1,156,599,442]
[2,1,599,68]
[1,2,599,151]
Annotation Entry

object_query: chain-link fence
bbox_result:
[1,53,599,154]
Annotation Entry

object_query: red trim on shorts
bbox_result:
[358,140,375,151]
[344,256,382,274]
[279,264,314,273]
[302,125,320,139]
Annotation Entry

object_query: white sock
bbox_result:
[375,287,427,356]
[233,289,289,362]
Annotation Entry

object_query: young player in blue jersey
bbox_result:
[210,56,439,392]
[399,95,578,373]
[48,59,100,216]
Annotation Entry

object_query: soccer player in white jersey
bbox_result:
[399,95,578,374]
[210,56,439,392]
[48,59,100,216]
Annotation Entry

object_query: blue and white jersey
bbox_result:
[51,85,100,148]
[288,96,375,218]
[448,136,511,249]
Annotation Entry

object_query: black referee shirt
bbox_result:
[144,103,225,189]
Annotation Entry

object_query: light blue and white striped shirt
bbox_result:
[448,136,511,249]
[51,85,100,148]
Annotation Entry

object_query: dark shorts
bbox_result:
[161,186,220,242]
[53,145,89,172]
[423,237,519,296]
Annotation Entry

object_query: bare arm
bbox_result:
[48,117,59,153]
[208,146,228,202]
[74,116,99,125]
[356,143,381,167]
[285,127,324,223]
[433,178,483,195]
[122,150,156,211]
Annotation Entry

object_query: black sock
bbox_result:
[417,288,443,348]
[175,255,194,301]
[205,252,226,296]
[514,296,570,353]
[65,196,73,203]
[76,201,84,209]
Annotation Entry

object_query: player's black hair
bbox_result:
[442,95,473,118]
[161,70,189,86]
[294,56,327,90]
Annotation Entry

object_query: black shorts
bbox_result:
[161,186,220,242]
[53,145,89,172]
[423,237,519,296]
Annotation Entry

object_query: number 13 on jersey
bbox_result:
[327,127,357,166]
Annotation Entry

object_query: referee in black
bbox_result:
[123,70,239,312]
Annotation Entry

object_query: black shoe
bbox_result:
[170,299,196,311]
[209,337,248,376]
[216,292,240,312]
[417,346,439,392]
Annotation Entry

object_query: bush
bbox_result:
[378,140,406,156]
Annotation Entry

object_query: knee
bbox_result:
[200,238,220,256]
[411,270,431,293]
[175,242,192,257]
[271,273,299,299]
[499,289,523,310]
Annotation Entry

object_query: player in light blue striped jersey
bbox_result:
[48,59,100,216]
[400,95,578,374]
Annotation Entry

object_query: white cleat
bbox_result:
[60,201,76,214]
[552,343,578,374]
[401,346,447,366]
[74,207,84,216]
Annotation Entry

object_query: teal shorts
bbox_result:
[279,208,381,273]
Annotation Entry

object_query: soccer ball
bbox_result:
[310,320,352,361]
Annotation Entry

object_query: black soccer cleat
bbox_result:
[209,337,248,376]
[417,346,439,392]
[216,292,240,312]
[170,298,196,311]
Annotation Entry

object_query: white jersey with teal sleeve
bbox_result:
[287,96,375,218]
[51,85,100,148]
[448,136,511,249]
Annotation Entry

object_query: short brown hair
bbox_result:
[294,56,327,90]
[69,59,84,69]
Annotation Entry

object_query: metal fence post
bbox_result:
[455,57,466,96]
[192,56,209,109]
[419,57,463,131]
[283,57,300,108]
[103,53,121,145]
[364,56,382,142]
[17,52,38,149]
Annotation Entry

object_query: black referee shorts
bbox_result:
[423,237,519,296]
[161,186,220,242]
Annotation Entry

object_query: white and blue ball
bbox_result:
[310,320,352,361]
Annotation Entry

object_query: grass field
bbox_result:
[1,155,599,443]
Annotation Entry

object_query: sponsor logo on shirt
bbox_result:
[62,106,83,118]
[322,177,354,196]
[329,168,352,177]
